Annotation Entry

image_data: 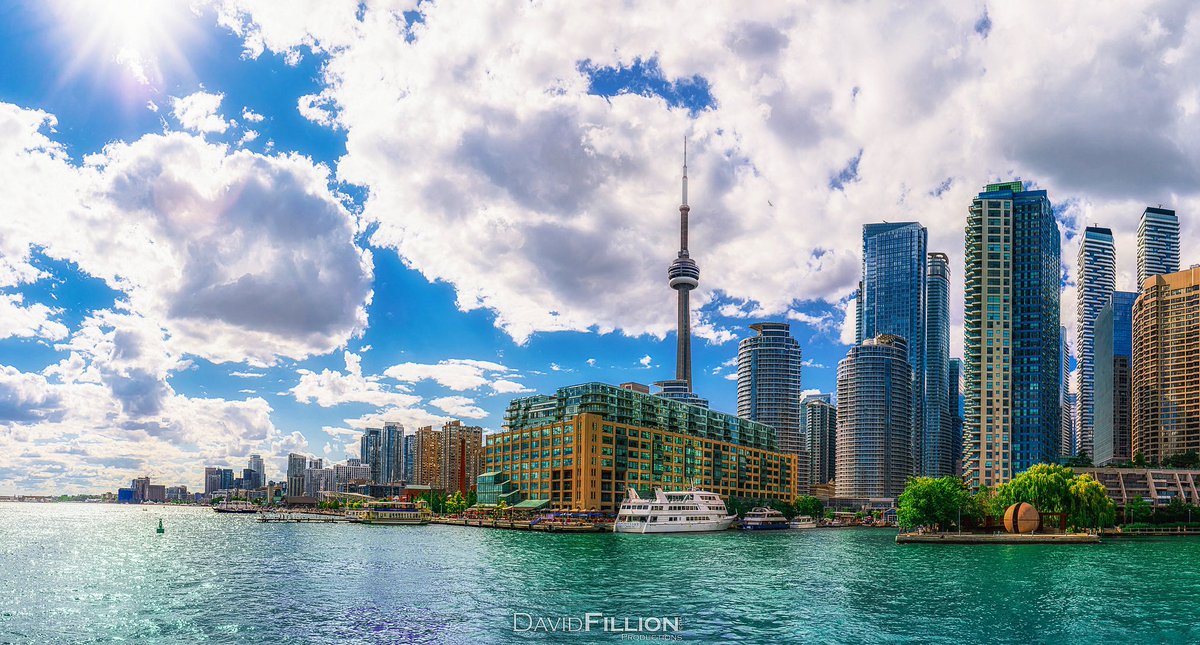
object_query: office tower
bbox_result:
[964,181,1061,489]
[1060,327,1074,457]
[803,394,837,485]
[1065,393,1078,457]
[286,453,307,497]
[303,465,334,497]
[248,454,265,482]
[924,252,953,476]
[857,222,927,474]
[375,422,405,484]
[240,468,259,490]
[360,427,381,483]
[497,383,798,512]
[147,485,166,502]
[737,322,804,455]
[1133,267,1200,463]
[656,143,708,409]
[948,358,963,476]
[333,460,371,491]
[165,486,189,502]
[1136,207,1180,287]
[204,467,221,495]
[403,433,415,481]
[835,335,913,499]
[131,477,150,503]
[1076,226,1116,458]
[1095,291,1136,465]
[219,468,235,490]
[410,421,485,494]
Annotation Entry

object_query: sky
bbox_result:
[2,1,1199,494]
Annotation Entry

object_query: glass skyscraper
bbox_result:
[1076,226,1116,459]
[923,252,953,476]
[737,322,804,456]
[948,357,963,476]
[1060,326,1075,457]
[835,335,913,499]
[1136,206,1179,288]
[964,181,1061,489]
[1094,291,1136,465]
[802,393,836,485]
[857,222,927,474]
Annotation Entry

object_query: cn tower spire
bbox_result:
[667,138,699,389]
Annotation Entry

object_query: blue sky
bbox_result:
[1,1,1196,493]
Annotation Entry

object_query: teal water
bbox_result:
[2,503,1198,644]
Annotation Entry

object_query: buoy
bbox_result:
[156,518,164,534]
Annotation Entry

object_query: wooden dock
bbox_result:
[257,513,351,524]
[431,518,604,532]
[896,532,1099,544]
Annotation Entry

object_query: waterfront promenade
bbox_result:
[5,502,1200,643]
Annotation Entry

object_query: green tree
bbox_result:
[897,476,972,531]
[445,491,468,515]
[1068,474,1115,528]
[794,496,824,519]
[495,500,509,518]
[1124,496,1152,524]
[994,464,1076,514]
[1133,451,1148,468]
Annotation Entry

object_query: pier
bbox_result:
[896,532,1099,544]
[431,517,604,532]
[257,512,352,524]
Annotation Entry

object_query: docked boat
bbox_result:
[359,500,432,525]
[613,487,736,534]
[213,500,258,514]
[738,507,789,530]
[788,515,818,529]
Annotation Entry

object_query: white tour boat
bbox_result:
[788,515,818,529]
[738,507,789,530]
[613,487,736,534]
[213,500,258,514]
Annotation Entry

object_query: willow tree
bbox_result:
[1068,474,1116,528]
[897,476,972,530]
[994,464,1075,513]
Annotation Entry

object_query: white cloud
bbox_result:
[241,107,264,122]
[239,129,259,145]
[0,294,67,341]
[210,1,1200,360]
[490,379,533,394]
[638,355,652,368]
[586,358,596,366]
[170,91,231,133]
[292,351,419,408]
[0,105,374,366]
[229,371,265,378]
[383,358,513,391]
[429,395,488,419]
[722,373,738,381]
[801,359,827,369]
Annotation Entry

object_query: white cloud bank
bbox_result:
[212,0,1200,355]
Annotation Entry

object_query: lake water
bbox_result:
[2,502,1198,643]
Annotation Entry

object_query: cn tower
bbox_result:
[667,141,700,390]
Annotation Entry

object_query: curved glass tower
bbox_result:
[1076,226,1116,459]
[1136,207,1179,288]
[835,334,913,499]
[924,252,952,476]
[737,322,804,455]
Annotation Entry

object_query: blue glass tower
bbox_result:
[924,252,952,476]
[1094,291,1136,465]
[857,222,927,474]
[964,181,1061,489]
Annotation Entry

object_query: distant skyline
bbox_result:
[2,1,1199,493]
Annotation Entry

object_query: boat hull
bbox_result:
[739,523,790,530]
[614,517,735,534]
[360,519,429,526]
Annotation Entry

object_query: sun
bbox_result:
[49,0,199,87]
